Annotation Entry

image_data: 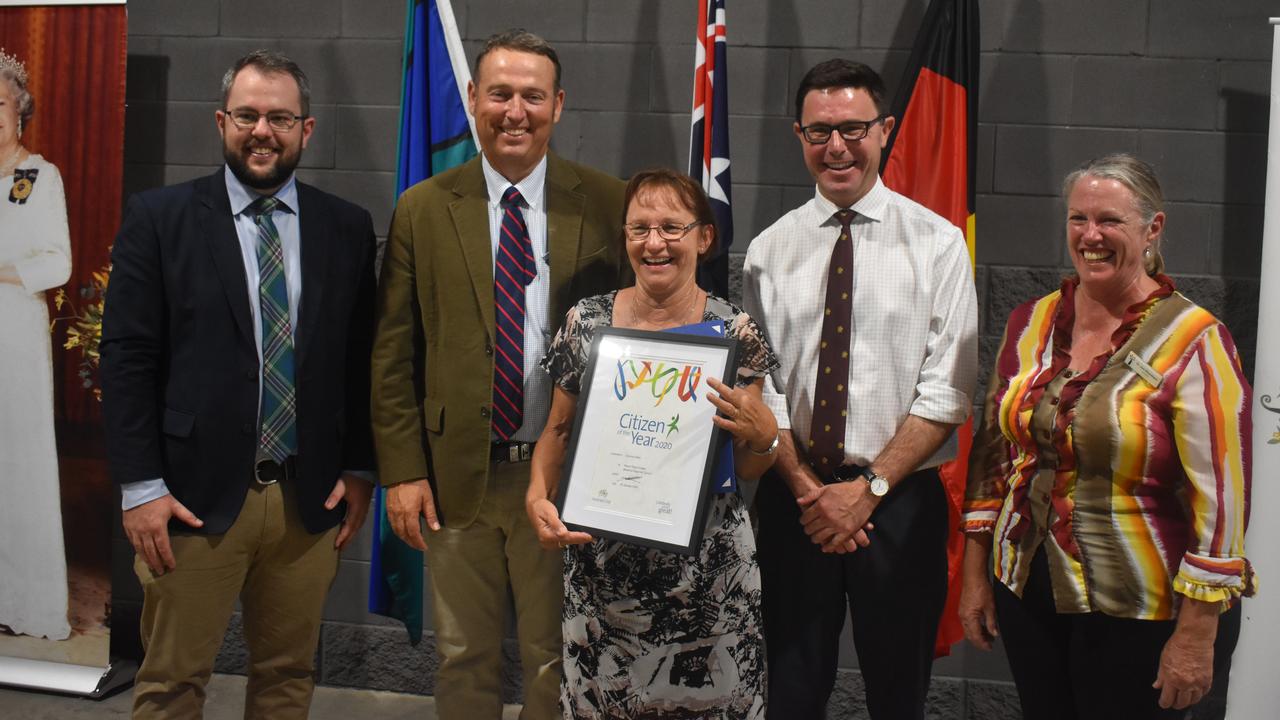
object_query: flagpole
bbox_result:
[434,0,478,148]
[1224,17,1280,720]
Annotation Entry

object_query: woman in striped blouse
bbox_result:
[958,154,1253,719]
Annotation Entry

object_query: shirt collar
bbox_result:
[481,153,547,210]
[224,165,299,216]
[811,175,889,225]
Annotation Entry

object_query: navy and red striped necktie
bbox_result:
[492,186,537,440]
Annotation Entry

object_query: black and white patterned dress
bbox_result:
[541,291,778,720]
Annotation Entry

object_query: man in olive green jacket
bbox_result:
[370,29,624,720]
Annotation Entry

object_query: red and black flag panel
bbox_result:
[689,0,732,299]
[881,0,979,658]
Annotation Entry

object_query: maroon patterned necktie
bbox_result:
[808,209,856,474]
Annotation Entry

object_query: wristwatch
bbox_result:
[859,467,890,497]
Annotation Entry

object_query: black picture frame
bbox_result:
[555,326,738,555]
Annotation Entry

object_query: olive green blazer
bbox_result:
[371,153,625,527]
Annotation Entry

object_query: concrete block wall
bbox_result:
[114,1,1268,717]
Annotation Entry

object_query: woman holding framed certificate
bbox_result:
[526,168,780,718]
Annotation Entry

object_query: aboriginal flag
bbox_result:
[369,0,476,645]
[881,0,979,658]
[689,0,732,298]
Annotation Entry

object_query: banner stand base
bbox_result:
[0,656,137,698]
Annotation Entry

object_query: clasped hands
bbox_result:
[795,473,877,554]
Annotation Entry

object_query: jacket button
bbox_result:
[244,368,257,380]
[480,406,490,418]
[485,344,493,356]
[241,423,254,435]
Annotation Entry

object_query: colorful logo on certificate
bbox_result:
[613,359,703,406]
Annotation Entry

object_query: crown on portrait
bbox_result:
[0,48,28,85]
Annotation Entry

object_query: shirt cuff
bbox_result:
[121,478,170,510]
[762,391,791,430]
[343,470,375,483]
[1174,553,1257,603]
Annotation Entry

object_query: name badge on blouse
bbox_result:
[1124,351,1164,388]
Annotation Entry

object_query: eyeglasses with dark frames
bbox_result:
[223,109,308,132]
[624,221,702,241]
[798,116,886,145]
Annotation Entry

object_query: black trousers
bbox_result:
[757,468,948,720]
[993,546,1241,720]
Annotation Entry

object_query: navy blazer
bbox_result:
[101,170,376,534]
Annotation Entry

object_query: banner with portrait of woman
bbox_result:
[0,0,126,696]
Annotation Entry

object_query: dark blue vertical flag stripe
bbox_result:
[371,0,477,645]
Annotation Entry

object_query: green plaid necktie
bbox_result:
[249,195,297,462]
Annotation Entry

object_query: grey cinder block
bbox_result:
[974,194,1064,268]
[1148,0,1274,61]
[1070,57,1218,132]
[465,0,588,42]
[558,43,653,112]
[334,105,401,173]
[222,0,343,39]
[978,54,1074,126]
[992,125,1138,197]
[585,0,697,43]
[991,0,1144,56]
[320,622,438,694]
[127,0,219,37]
[340,0,410,39]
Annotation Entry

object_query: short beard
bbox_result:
[223,143,300,191]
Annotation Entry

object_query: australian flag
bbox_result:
[689,0,732,299]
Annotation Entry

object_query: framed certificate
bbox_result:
[556,326,738,555]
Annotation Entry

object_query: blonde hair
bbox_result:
[1062,153,1166,275]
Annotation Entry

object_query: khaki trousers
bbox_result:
[132,480,339,720]
[426,460,563,720]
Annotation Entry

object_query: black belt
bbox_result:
[491,441,535,464]
[824,462,867,485]
[253,456,297,485]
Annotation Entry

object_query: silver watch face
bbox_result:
[868,475,890,496]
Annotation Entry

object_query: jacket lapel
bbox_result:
[448,161,496,339]
[545,154,584,326]
[199,172,255,347]
[294,182,329,361]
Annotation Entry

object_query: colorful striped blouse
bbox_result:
[964,276,1254,619]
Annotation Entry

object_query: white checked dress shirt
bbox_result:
[742,178,979,470]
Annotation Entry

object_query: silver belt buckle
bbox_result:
[254,454,281,485]
[504,443,533,463]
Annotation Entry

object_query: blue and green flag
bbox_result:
[369,0,476,645]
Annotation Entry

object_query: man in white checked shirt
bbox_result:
[743,59,978,720]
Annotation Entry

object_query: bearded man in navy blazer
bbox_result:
[100,50,376,720]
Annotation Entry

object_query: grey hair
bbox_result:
[1062,153,1166,276]
[474,29,562,91]
[1,64,34,133]
[220,49,311,116]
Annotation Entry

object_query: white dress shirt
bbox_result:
[742,177,978,470]
[480,154,552,443]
